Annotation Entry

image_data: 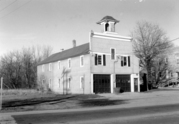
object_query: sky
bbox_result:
[0,0,179,56]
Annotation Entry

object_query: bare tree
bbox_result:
[0,45,53,89]
[131,21,173,90]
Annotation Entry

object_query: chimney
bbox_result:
[73,40,76,48]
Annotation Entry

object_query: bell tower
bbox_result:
[97,16,119,33]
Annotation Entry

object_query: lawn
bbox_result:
[1,89,125,113]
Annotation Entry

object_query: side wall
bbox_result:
[37,54,91,94]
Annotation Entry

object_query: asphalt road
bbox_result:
[12,103,179,124]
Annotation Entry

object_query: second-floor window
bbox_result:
[58,61,61,69]
[121,56,130,67]
[111,48,115,60]
[49,63,52,71]
[94,54,106,66]
[80,55,84,67]
[68,59,71,68]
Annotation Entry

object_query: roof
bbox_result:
[38,43,89,65]
[97,16,119,24]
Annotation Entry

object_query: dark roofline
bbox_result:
[38,43,89,66]
[97,16,119,24]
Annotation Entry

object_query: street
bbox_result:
[12,103,179,124]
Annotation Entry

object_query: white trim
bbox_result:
[93,35,131,41]
[80,55,84,67]
[90,51,111,55]
[111,74,114,93]
[68,58,71,69]
[49,63,52,71]
[58,61,61,69]
[91,74,93,94]
[93,32,132,40]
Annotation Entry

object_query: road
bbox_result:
[12,103,179,124]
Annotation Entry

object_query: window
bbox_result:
[49,79,52,88]
[105,23,109,31]
[42,79,45,85]
[42,65,44,72]
[165,58,168,64]
[58,61,61,69]
[49,63,52,71]
[121,56,130,67]
[58,78,60,88]
[68,59,71,68]
[95,54,106,66]
[80,56,84,67]
[111,48,115,60]
[67,78,71,89]
[177,59,179,64]
[80,76,84,89]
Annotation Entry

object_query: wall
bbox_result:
[37,54,91,94]
[90,36,139,74]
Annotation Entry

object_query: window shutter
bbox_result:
[128,56,130,67]
[103,54,106,66]
[95,54,98,65]
[121,56,123,67]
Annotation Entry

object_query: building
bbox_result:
[37,16,140,94]
[166,46,179,83]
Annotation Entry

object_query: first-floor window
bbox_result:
[42,79,45,85]
[95,54,106,66]
[80,76,84,89]
[49,79,52,88]
[177,59,179,64]
[67,78,71,89]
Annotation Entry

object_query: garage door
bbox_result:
[116,75,131,92]
[93,74,110,93]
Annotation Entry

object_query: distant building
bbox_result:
[37,16,140,94]
[166,46,179,82]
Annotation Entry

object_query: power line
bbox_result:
[0,0,31,20]
[0,0,17,12]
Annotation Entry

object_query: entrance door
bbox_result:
[134,78,138,92]
[116,75,131,92]
[93,74,110,93]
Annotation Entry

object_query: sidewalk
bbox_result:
[1,87,179,124]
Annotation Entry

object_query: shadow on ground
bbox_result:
[2,94,101,108]
[80,99,128,107]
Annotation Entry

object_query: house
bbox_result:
[37,16,140,94]
[165,46,179,84]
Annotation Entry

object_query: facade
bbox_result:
[37,16,140,94]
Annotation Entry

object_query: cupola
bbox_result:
[97,16,119,33]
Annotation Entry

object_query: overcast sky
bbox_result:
[0,0,179,56]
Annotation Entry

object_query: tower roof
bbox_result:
[97,16,119,24]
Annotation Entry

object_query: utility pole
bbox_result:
[0,77,3,110]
